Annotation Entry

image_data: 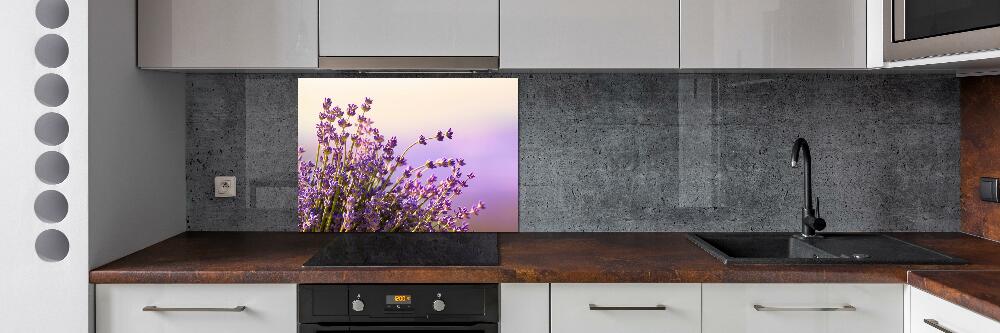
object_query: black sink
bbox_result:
[687,233,966,265]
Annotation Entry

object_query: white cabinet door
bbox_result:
[501,0,680,69]
[138,0,318,69]
[551,283,700,333]
[702,283,903,333]
[910,287,1000,333]
[96,284,297,333]
[680,0,868,68]
[319,0,499,57]
[500,283,548,333]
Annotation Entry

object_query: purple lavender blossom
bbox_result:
[297,97,484,232]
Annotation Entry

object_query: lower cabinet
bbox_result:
[702,284,903,333]
[96,284,297,333]
[500,283,549,333]
[551,283,702,333]
[95,282,998,333]
[910,286,1000,333]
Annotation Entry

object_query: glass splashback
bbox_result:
[297,78,518,232]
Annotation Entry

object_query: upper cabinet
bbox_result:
[680,0,873,69]
[500,0,680,69]
[137,0,318,69]
[318,0,500,70]
[135,0,884,70]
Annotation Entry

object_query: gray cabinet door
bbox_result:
[501,0,680,69]
[680,0,868,69]
[319,0,500,57]
[138,0,318,69]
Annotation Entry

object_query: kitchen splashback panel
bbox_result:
[186,73,959,232]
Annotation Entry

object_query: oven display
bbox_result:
[386,295,412,304]
[385,295,414,311]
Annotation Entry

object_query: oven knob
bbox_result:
[351,299,365,312]
[432,299,446,312]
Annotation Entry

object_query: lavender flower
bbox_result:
[297,97,484,232]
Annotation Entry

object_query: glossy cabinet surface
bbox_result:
[319,0,499,57]
[551,283,701,333]
[501,0,679,69]
[680,0,868,68]
[96,284,297,333]
[138,0,318,69]
[910,287,1000,333]
[499,283,548,333]
[702,283,903,333]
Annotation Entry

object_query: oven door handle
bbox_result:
[299,323,498,332]
[347,323,497,332]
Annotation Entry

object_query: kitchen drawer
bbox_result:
[96,284,296,333]
[910,287,1000,333]
[702,283,903,333]
[551,283,700,333]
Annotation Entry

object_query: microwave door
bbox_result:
[885,0,1000,61]
[896,0,1000,42]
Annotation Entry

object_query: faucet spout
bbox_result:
[791,138,825,237]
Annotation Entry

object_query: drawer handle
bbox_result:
[753,304,856,312]
[589,304,667,311]
[142,306,247,312]
[923,319,955,333]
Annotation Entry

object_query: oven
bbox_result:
[884,0,1000,61]
[298,284,498,333]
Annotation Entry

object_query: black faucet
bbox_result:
[791,138,826,238]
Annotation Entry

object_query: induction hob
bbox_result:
[303,233,499,266]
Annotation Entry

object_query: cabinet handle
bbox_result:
[923,319,955,333]
[589,304,667,311]
[142,306,247,312]
[753,304,856,312]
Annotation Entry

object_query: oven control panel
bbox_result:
[299,284,498,323]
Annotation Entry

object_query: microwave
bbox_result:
[884,0,1000,62]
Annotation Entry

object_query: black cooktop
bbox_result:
[302,233,499,267]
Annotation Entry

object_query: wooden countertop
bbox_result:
[91,232,1000,284]
[908,270,1000,322]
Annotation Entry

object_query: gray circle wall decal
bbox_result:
[34,73,69,107]
[35,34,69,68]
[35,229,69,262]
[36,0,69,29]
[35,112,69,146]
[34,190,68,223]
[35,151,69,184]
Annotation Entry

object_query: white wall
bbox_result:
[88,0,186,270]
[0,0,185,331]
[0,0,90,330]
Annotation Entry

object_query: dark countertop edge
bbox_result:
[908,270,1000,323]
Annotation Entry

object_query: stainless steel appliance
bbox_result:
[885,0,1000,61]
[298,284,498,332]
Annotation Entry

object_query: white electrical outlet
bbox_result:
[214,176,236,198]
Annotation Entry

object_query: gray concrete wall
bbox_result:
[186,73,960,232]
[89,0,187,269]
